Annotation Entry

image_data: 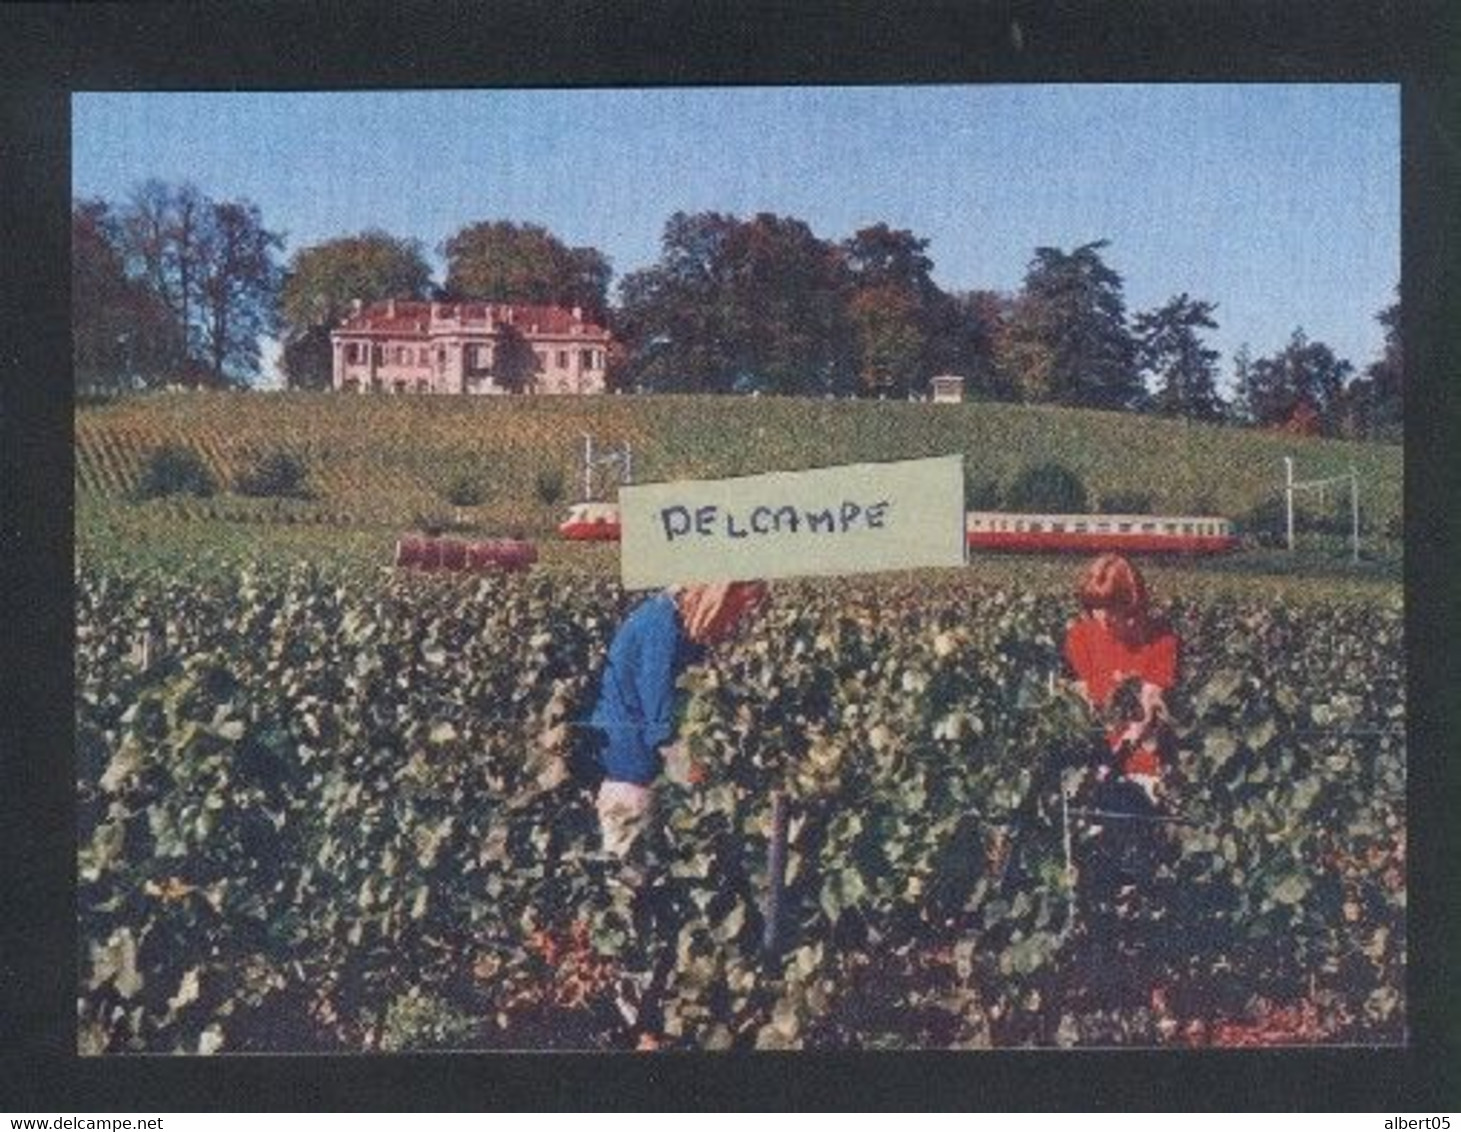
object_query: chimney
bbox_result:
[387,298,396,317]
[351,299,363,318]
[572,305,582,322]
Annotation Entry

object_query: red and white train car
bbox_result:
[558,500,622,541]
[965,511,1237,555]
[558,502,1238,555]
[396,535,538,572]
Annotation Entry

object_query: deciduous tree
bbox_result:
[442,220,610,317]
[194,199,284,384]
[617,211,852,395]
[73,199,181,390]
[1134,293,1224,420]
[1338,294,1401,440]
[1001,240,1140,409]
[1241,328,1354,433]
[278,230,433,389]
[114,182,284,385]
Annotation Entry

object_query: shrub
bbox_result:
[443,474,489,508]
[533,467,566,507]
[1096,490,1153,514]
[964,476,1002,510]
[235,450,311,499]
[412,512,475,537]
[1006,462,1088,513]
[1238,495,1364,545]
[134,444,216,500]
[379,989,478,1052]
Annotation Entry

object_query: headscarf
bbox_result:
[672,580,767,645]
[1076,552,1150,616]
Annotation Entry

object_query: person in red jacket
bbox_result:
[1063,553,1180,804]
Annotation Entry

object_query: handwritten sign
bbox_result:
[619,455,966,588]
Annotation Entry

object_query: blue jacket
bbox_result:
[588,592,705,785]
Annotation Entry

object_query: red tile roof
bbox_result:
[336,300,609,339]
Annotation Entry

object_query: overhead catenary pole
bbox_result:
[581,434,632,502]
[1285,456,1362,563]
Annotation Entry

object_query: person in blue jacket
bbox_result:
[588,580,767,856]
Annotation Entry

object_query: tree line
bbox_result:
[74,181,1401,439]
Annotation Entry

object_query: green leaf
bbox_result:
[215,719,245,741]
[88,928,143,999]
[1203,728,1238,769]
[711,898,746,944]
[1194,669,1244,715]
[1270,873,1310,905]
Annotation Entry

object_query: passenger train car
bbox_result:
[561,501,1238,555]
[965,511,1237,554]
[558,500,622,541]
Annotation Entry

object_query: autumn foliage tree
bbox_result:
[73,199,182,391]
[1237,329,1354,434]
[841,225,935,397]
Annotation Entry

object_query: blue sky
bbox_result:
[73,86,1399,389]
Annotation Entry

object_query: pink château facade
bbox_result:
[330,299,612,395]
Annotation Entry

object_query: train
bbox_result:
[558,500,623,541]
[396,535,538,572]
[964,511,1237,555]
[560,501,1238,555]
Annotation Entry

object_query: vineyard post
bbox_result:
[1284,456,1295,552]
[582,433,594,501]
[1060,779,1074,890]
[1350,465,1360,564]
[761,791,789,960]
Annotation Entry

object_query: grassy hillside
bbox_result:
[75,390,1403,539]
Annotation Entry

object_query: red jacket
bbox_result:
[1063,615,1180,776]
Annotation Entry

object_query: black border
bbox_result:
[2,0,1456,1111]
